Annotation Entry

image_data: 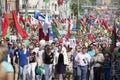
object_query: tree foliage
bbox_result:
[70,0,96,14]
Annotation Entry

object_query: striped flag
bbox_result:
[12,10,28,39]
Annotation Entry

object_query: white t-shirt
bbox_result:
[37,50,44,59]
[33,47,39,54]
[10,35,17,42]
[75,53,91,66]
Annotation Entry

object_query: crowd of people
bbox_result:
[0,9,120,80]
[0,31,120,80]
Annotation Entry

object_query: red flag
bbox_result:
[12,10,28,39]
[58,0,63,6]
[52,19,58,27]
[88,33,94,42]
[38,21,49,41]
[44,29,49,41]
[102,20,109,31]
[2,13,9,37]
[80,20,86,29]
[19,16,25,23]
[39,28,45,41]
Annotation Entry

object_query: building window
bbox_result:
[22,0,27,8]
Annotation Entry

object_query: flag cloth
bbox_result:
[43,0,49,2]
[80,19,86,29]
[76,19,81,29]
[6,27,11,38]
[34,11,45,21]
[39,28,45,41]
[2,13,9,37]
[12,10,28,39]
[51,23,60,38]
[111,23,117,48]
[24,8,29,30]
[43,13,49,36]
[44,29,49,41]
[88,33,94,42]
[102,20,109,32]
[58,0,63,6]
[19,16,25,23]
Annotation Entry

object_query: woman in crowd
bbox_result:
[93,48,105,80]
[13,42,21,80]
[0,45,14,80]
[18,43,29,80]
[72,45,82,80]
[54,44,68,80]
[43,45,54,80]
[28,44,37,80]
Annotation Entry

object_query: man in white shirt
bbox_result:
[75,47,91,80]
[10,33,17,42]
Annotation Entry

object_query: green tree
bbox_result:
[70,0,96,14]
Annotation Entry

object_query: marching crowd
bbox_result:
[0,32,120,80]
[0,9,120,80]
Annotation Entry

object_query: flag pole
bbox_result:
[0,0,2,35]
[78,0,79,17]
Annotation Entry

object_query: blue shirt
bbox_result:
[103,60,111,68]
[18,49,29,67]
[87,49,95,57]
[73,52,78,68]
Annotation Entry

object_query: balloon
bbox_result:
[35,64,44,75]
[54,38,58,42]
[39,39,46,46]
[104,30,107,34]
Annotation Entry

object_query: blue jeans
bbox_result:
[104,68,110,80]
[73,67,77,80]
[77,65,88,80]
[44,64,53,80]
[19,65,28,80]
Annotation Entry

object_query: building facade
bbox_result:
[97,0,111,5]
[19,0,71,17]
[1,0,71,18]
